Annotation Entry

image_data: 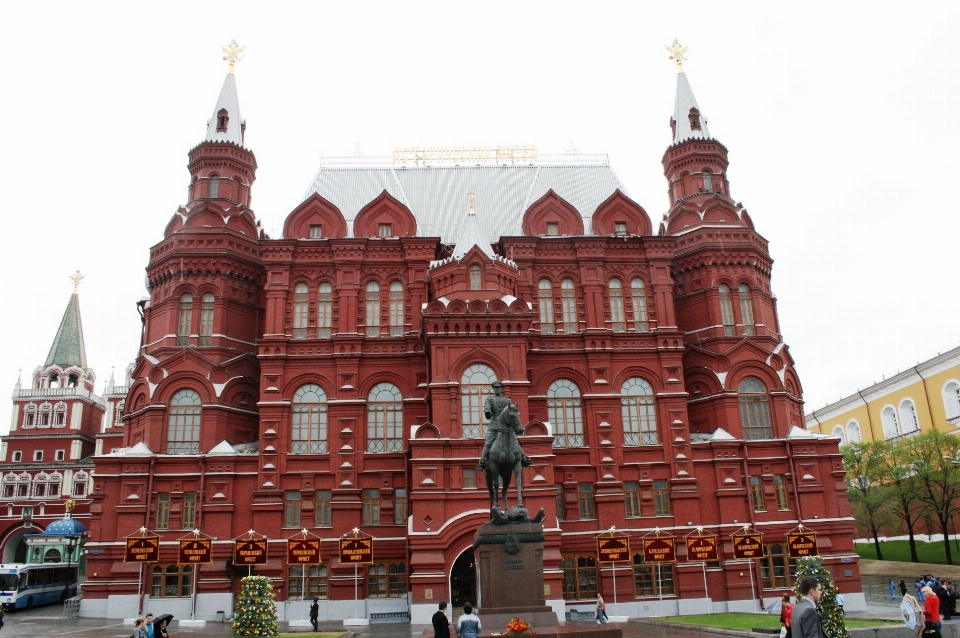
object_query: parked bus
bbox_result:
[0,563,78,609]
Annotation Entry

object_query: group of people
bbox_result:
[891,577,957,622]
[432,602,481,638]
[778,578,841,638]
[132,613,171,638]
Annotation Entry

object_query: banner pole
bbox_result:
[748,558,757,611]
[191,564,199,620]
[658,561,663,617]
[612,560,618,609]
[354,563,359,619]
[302,565,306,619]
[137,562,143,615]
[702,561,709,613]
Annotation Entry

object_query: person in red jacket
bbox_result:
[780,593,795,638]
[923,585,942,638]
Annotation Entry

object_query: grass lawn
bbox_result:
[277,633,345,638]
[660,613,900,630]
[855,539,959,564]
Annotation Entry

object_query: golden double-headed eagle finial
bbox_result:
[69,270,84,292]
[222,39,245,74]
[665,39,688,73]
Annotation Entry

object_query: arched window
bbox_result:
[367,383,402,453]
[539,279,555,334]
[470,264,482,290]
[53,402,67,427]
[461,364,497,439]
[718,285,734,336]
[365,282,381,338]
[549,380,584,448]
[43,548,61,563]
[33,473,48,498]
[38,403,52,427]
[389,282,404,337]
[847,420,862,443]
[177,294,193,346]
[944,381,960,422]
[317,283,333,339]
[832,425,846,444]
[15,473,30,498]
[561,279,578,334]
[216,108,229,132]
[899,399,920,434]
[880,406,900,440]
[738,377,773,439]
[609,279,625,332]
[208,175,219,198]
[631,278,649,333]
[72,471,88,497]
[292,384,328,454]
[293,283,309,339]
[199,293,214,346]
[739,284,755,336]
[703,169,713,192]
[621,378,658,445]
[48,473,62,497]
[166,389,201,454]
[2,475,16,499]
[22,404,37,428]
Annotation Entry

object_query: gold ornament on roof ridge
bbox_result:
[665,39,688,73]
[69,270,84,291]
[222,39,245,74]
[468,193,475,216]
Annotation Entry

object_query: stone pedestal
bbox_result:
[473,520,559,629]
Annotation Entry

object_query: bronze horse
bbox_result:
[484,402,525,513]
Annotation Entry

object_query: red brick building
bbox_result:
[80,57,860,621]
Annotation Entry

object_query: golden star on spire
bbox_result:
[69,270,84,292]
[665,39,688,73]
[222,39,245,74]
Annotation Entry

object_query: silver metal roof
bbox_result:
[204,73,246,147]
[672,72,711,145]
[300,160,627,243]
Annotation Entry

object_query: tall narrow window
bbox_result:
[470,265,482,290]
[389,281,404,337]
[365,282,380,337]
[317,283,332,339]
[774,476,789,510]
[653,480,670,516]
[688,107,701,130]
[900,400,920,434]
[394,488,407,525]
[944,381,960,421]
[561,555,597,600]
[631,278,649,332]
[759,543,796,589]
[561,279,578,333]
[182,493,197,529]
[216,109,229,132]
[609,279,626,332]
[556,485,565,521]
[315,490,332,527]
[363,489,380,525]
[367,383,403,452]
[156,493,170,530]
[847,420,862,443]
[548,380,584,447]
[199,293,214,346]
[624,481,640,518]
[621,377,658,445]
[291,384,328,454]
[703,169,713,192]
[53,403,67,427]
[739,284,755,335]
[460,364,496,439]
[208,175,219,198]
[166,389,201,454]
[718,285,734,336]
[634,553,676,596]
[538,279,555,334]
[284,491,301,528]
[293,283,309,339]
[177,294,193,346]
[750,476,765,511]
[881,406,900,439]
[578,483,595,519]
[739,377,773,439]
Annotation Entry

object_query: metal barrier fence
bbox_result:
[62,596,82,619]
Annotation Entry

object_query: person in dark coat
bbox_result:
[901,580,909,597]
[791,578,828,638]
[309,597,320,631]
[432,601,451,638]
[935,582,952,621]
[152,614,173,638]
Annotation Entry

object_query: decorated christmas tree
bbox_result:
[232,575,279,638]
[794,555,849,638]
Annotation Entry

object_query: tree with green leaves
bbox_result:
[794,555,849,638]
[232,575,279,638]
[909,429,960,565]
[842,441,888,559]
[875,438,925,562]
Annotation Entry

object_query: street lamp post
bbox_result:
[62,535,78,602]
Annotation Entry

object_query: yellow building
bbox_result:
[805,346,960,443]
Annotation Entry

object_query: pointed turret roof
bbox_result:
[672,71,711,145]
[451,197,496,260]
[45,289,88,369]
[204,72,245,146]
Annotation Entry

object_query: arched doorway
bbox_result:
[450,549,476,616]
[2,527,40,563]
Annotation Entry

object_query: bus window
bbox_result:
[0,574,17,591]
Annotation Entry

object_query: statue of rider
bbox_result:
[477,381,532,471]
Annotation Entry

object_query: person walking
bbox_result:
[902,580,909,597]
[923,585,941,638]
[791,578,828,638]
[145,613,155,638]
[780,594,795,638]
[432,602,451,638]
[133,618,148,638]
[596,595,608,624]
[891,580,899,600]
[457,603,482,638]
[309,597,320,631]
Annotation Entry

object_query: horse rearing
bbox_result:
[484,403,525,514]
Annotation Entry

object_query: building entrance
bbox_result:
[450,549,477,615]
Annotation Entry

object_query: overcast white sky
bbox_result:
[1,1,958,433]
